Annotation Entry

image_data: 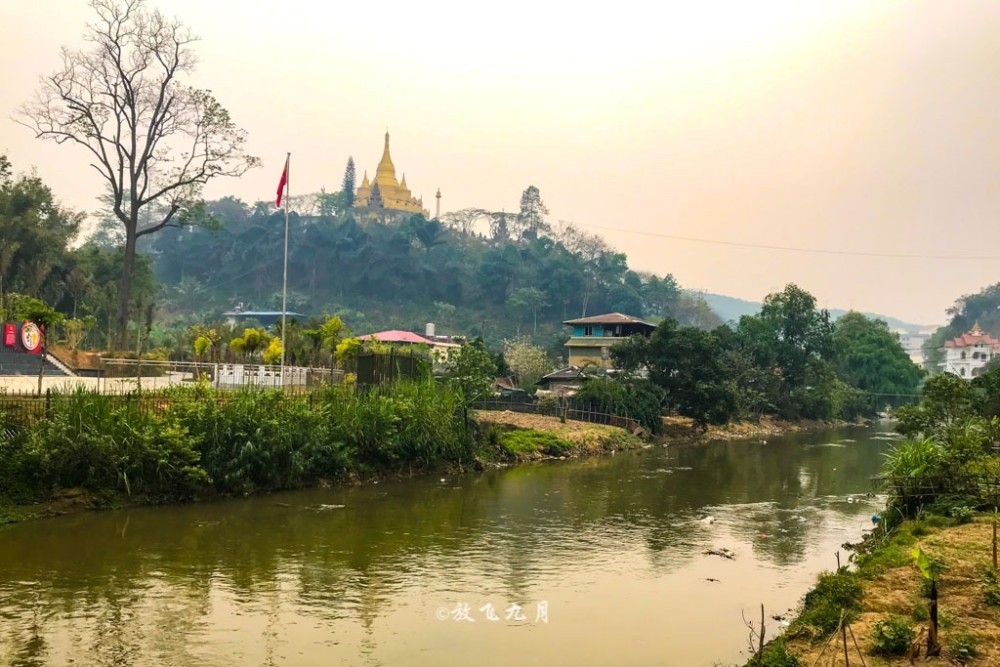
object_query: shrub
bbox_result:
[869,615,915,656]
[498,429,572,458]
[911,603,929,622]
[747,637,801,667]
[793,570,863,637]
[981,568,1000,607]
[949,631,979,663]
[948,505,975,524]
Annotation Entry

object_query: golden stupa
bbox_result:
[355,132,429,217]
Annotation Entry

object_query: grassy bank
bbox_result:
[0,384,641,524]
[744,513,1000,666]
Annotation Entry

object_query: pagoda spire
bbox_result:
[376,130,397,185]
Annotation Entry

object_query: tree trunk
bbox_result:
[115,230,138,350]
[927,580,941,656]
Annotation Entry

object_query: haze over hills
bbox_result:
[697,291,935,333]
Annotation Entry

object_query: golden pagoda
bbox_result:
[355,132,429,217]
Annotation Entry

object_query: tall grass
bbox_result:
[0,381,473,505]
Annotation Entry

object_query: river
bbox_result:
[0,425,898,666]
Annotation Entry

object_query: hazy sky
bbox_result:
[3,1,1000,325]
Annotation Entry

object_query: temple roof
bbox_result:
[375,131,398,187]
[944,323,1000,348]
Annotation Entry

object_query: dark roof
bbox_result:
[563,312,656,327]
[539,366,588,382]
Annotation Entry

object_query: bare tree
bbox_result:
[16,0,259,348]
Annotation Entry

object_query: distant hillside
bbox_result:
[698,291,927,333]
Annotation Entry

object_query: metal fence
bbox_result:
[0,385,347,427]
[472,398,642,432]
[2,391,643,433]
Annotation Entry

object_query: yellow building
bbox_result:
[355,132,429,217]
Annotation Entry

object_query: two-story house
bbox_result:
[942,322,1000,379]
[563,313,657,369]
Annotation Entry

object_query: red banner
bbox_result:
[2,323,14,348]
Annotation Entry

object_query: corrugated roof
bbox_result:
[563,312,657,327]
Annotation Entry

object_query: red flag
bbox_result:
[275,155,289,208]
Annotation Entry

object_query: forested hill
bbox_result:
[921,281,1000,370]
[699,292,926,332]
[147,197,722,353]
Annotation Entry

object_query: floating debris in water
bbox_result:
[703,548,735,560]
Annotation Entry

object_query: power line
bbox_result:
[580,224,1000,261]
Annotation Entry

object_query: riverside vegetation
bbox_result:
[0,381,639,524]
[744,369,1000,666]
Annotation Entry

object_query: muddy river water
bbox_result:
[0,425,897,666]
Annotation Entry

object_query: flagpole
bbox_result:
[280,152,290,388]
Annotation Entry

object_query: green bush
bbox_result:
[981,567,1000,607]
[949,631,979,663]
[948,505,975,524]
[497,429,572,458]
[793,570,863,637]
[746,637,801,667]
[869,615,915,656]
[572,378,665,434]
[26,389,207,498]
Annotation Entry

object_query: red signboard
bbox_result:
[2,323,14,348]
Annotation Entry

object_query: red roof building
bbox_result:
[942,322,1000,379]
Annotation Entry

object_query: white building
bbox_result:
[897,330,930,365]
[941,323,1000,379]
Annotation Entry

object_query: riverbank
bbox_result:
[0,387,851,526]
[0,397,643,525]
[749,515,1000,666]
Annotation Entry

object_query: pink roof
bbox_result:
[944,329,1000,348]
[362,330,433,344]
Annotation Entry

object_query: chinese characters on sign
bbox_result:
[435,601,549,624]
[19,321,43,354]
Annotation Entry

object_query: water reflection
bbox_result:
[0,426,889,666]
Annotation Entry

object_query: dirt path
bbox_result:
[475,410,628,443]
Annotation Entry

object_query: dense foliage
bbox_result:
[884,366,1000,515]
[147,194,719,353]
[0,382,477,506]
[0,157,157,349]
[612,284,923,428]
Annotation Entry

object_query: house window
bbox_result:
[584,325,593,336]
[960,367,966,376]
[961,351,966,359]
